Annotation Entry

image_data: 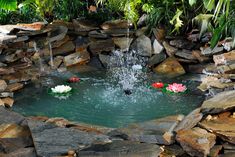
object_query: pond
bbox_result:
[13,70,204,128]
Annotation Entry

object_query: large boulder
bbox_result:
[27,120,110,157]
[199,112,235,144]
[108,115,184,145]
[0,107,25,125]
[131,35,152,57]
[176,127,216,157]
[113,37,133,51]
[153,57,185,77]
[50,41,75,56]
[80,141,162,157]
[174,108,203,132]
[201,90,235,114]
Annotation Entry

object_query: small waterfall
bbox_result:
[48,41,54,68]
[33,41,45,73]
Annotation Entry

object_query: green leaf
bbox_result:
[170,9,183,33]
[210,23,226,48]
[203,0,215,11]
[189,0,196,6]
[0,0,17,11]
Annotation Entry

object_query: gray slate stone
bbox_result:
[79,140,162,157]
[201,90,235,114]
[0,107,25,125]
[148,53,166,66]
[27,120,110,157]
[0,148,36,157]
[131,35,152,57]
[174,108,203,132]
[108,115,184,145]
[200,46,224,56]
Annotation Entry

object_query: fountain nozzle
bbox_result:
[124,89,132,95]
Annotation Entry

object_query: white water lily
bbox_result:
[51,85,72,94]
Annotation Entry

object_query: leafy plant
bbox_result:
[0,0,17,11]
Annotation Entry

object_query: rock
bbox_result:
[209,145,223,157]
[162,41,178,57]
[101,20,130,30]
[216,63,235,74]
[135,27,147,37]
[101,29,134,37]
[174,108,203,132]
[0,62,7,67]
[0,148,36,157]
[0,123,30,138]
[213,50,235,66]
[170,39,196,50]
[148,53,166,66]
[89,39,115,55]
[27,120,110,157]
[73,19,99,36]
[75,36,90,51]
[192,50,210,63]
[48,26,68,43]
[6,83,24,92]
[175,49,197,61]
[63,49,90,67]
[88,30,109,39]
[198,76,235,92]
[52,20,74,31]
[0,107,25,124]
[0,92,14,98]
[49,56,63,68]
[51,41,75,56]
[152,28,166,42]
[0,34,17,44]
[0,137,33,154]
[137,14,148,27]
[0,80,7,92]
[0,99,4,106]
[113,37,133,51]
[0,25,37,34]
[1,97,14,107]
[153,39,164,54]
[160,144,186,157]
[109,115,184,145]
[153,57,186,77]
[201,90,235,114]
[0,67,15,75]
[51,35,70,48]
[46,117,71,127]
[176,127,216,157]
[17,22,45,30]
[80,140,162,157]
[199,112,235,144]
[131,35,152,57]
[223,143,235,155]
[99,54,111,68]
[200,46,224,56]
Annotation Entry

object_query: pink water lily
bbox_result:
[166,83,187,93]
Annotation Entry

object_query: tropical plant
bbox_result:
[19,0,58,21]
[0,0,17,11]
[95,0,143,28]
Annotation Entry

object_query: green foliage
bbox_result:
[54,0,86,21]
[0,0,17,11]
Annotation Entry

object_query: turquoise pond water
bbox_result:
[13,70,204,128]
